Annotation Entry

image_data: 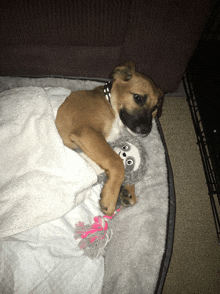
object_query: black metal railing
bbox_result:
[183,73,220,245]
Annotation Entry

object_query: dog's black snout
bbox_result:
[120,108,153,137]
[136,125,151,136]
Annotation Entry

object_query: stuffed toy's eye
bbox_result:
[125,156,135,172]
[121,144,130,151]
[126,159,134,166]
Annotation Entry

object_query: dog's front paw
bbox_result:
[99,188,117,216]
[99,199,116,216]
[119,186,137,207]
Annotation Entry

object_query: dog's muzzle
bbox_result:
[119,108,152,137]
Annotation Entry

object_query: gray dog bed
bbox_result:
[0,76,175,294]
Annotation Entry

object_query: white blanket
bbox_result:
[0,86,105,294]
[0,87,98,238]
[0,184,105,294]
[0,82,171,294]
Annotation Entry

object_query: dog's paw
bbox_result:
[99,199,116,216]
[119,186,137,207]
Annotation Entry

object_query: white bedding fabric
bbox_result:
[0,185,104,294]
[0,86,105,294]
[0,83,169,294]
[0,87,98,238]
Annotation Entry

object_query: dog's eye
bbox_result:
[134,94,146,106]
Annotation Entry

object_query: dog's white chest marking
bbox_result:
[106,115,125,143]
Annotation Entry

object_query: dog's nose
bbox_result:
[136,125,150,136]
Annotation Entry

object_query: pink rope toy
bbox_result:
[74,207,122,259]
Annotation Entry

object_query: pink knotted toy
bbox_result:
[74,208,121,259]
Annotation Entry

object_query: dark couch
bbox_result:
[0,0,215,93]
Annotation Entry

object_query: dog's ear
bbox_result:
[111,62,135,82]
[156,89,164,118]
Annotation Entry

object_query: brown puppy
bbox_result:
[55,62,164,215]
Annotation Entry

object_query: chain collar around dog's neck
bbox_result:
[104,81,112,107]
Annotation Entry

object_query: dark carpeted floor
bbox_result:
[160,95,220,294]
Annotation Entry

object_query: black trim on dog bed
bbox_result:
[154,117,176,294]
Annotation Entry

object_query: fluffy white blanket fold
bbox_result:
[0,87,98,238]
[0,186,105,294]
